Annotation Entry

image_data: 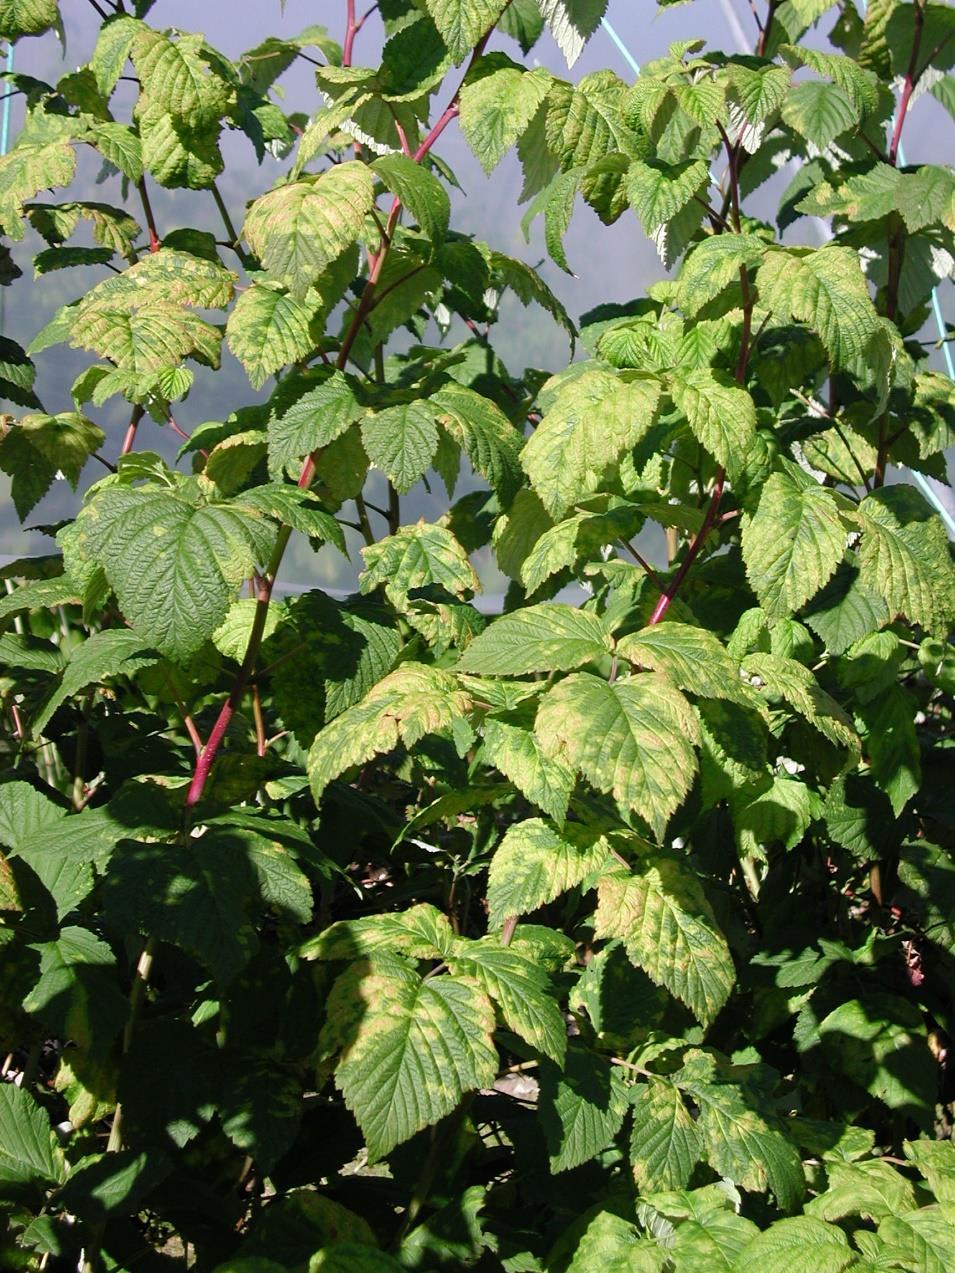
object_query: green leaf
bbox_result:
[422,0,509,62]
[595,858,735,1026]
[486,818,610,927]
[481,716,577,823]
[235,484,346,554]
[0,412,106,519]
[430,381,523,502]
[267,369,366,474]
[74,487,272,662]
[538,0,609,68]
[0,0,59,38]
[460,56,551,173]
[741,470,846,618]
[307,663,472,802]
[321,957,497,1160]
[0,1084,64,1187]
[859,685,920,817]
[459,603,612,675]
[857,485,955,635]
[0,773,63,855]
[616,623,753,705]
[24,926,128,1055]
[817,994,935,1125]
[629,1079,702,1193]
[226,283,319,390]
[757,245,883,378]
[103,837,258,985]
[626,160,709,236]
[31,628,159,738]
[302,902,455,962]
[131,28,231,128]
[535,672,700,836]
[499,0,545,52]
[361,401,439,495]
[539,1042,628,1171]
[360,522,478,609]
[0,139,76,239]
[676,1051,804,1208]
[734,775,815,855]
[781,81,859,148]
[803,560,888,654]
[371,154,450,240]
[735,1217,855,1273]
[677,233,765,316]
[742,652,858,752]
[807,1158,917,1223]
[877,1209,955,1273]
[669,369,757,479]
[33,245,115,275]
[904,1139,955,1205]
[244,162,374,298]
[522,369,661,517]
[449,936,567,1062]
[91,15,142,97]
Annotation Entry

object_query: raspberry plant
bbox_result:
[1,0,955,1269]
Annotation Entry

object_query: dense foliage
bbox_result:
[1,0,955,1268]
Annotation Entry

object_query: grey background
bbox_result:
[1,0,952,595]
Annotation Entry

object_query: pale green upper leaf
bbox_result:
[741,470,846,617]
[244,162,374,298]
[630,1079,702,1194]
[522,369,661,517]
[669,369,757,479]
[361,402,439,495]
[735,1216,855,1273]
[676,1052,805,1209]
[616,623,753,705]
[487,817,611,927]
[0,141,76,240]
[227,283,319,390]
[131,29,232,128]
[677,233,765,317]
[481,716,577,823]
[757,245,883,378]
[742,652,859,752]
[460,57,552,172]
[302,902,456,962]
[448,936,566,1062]
[535,672,700,835]
[430,381,523,501]
[360,522,478,608]
[595,859,734,1026]
[857,485,955,635]
[321,957,497,1159]
[459,602,612,675]
[626,160,709,236]
[0,0,59,39]
[308,663,472,801]
[423,0,510,62]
